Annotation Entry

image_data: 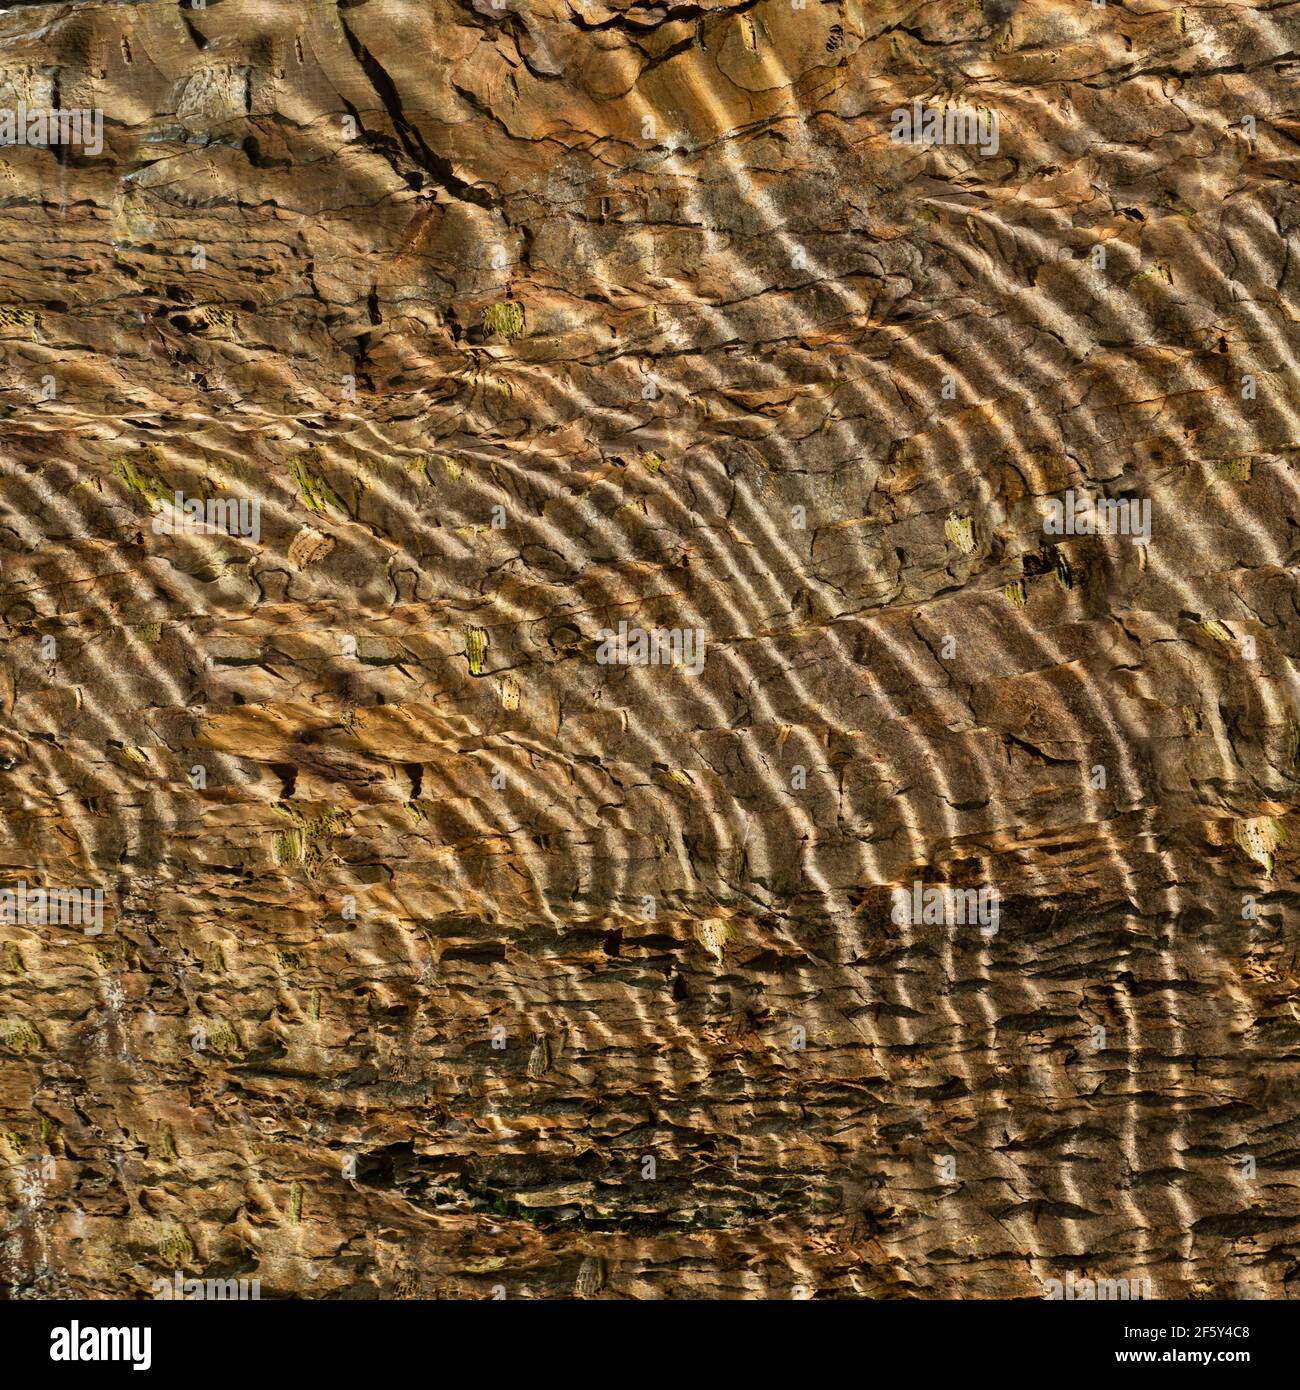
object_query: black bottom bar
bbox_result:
[1,1296,1286,1378]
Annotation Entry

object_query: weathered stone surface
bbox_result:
[1,0,1299,1300]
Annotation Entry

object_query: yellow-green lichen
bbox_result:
[466,625,488,676]
[208,1021,240,1056]
[112,449,169,509]
[289,451,346,517]
[1130,260,1172,287]
[91,937,137,973]
[483,301,525,340]
[272,828,304,866]
[945,512,975,554]
[271,803,348,871]
[1,1019,42,1054]
[1215,457,1252,482]
[0,305,37,335]
[156,1224,195,1267]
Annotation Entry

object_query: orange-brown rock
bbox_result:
[1,0,1298,1300]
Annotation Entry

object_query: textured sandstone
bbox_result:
[1,0,1299,1300]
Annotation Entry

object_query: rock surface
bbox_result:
[1,0,1299,1299]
